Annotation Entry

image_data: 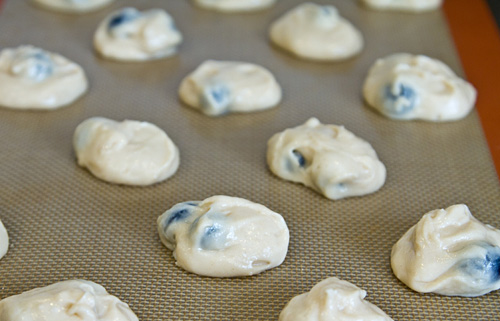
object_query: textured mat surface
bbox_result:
[0,0,499,320]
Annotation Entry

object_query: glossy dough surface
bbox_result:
[194,0,276,12]
[267,118,386,200]
[179,60,282,116]
[0,46,88,110]
[391,204,500,296]
[362,0,443,12]
[0,280,138,321]
[279,277,394,321]
[363,53,477,121]
[94,7,183,61]
[269,2,363,61]
[157,195,289,277]
[73,117,180,186]
[0,219,8,260]
[33,0,114,13]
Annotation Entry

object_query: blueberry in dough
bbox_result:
[383,83,416,116]
[29,51,54,81]
[459,244,500,284]
[292,149,306,168]
[201,83,231,115]
[108,8,139,30]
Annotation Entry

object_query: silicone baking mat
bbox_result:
[0,0,499,320]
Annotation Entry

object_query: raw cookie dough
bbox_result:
[0,280,138,321]
[269,3,364,61]
[0,219,8,260]
[363,53,477,121]
[391,204,500,297]
[362,0,443,12]
[157,195,289,277]
[267,118,386,200]
[178,60,282,116]
[73,117,180,186]
[193,0,276,12]
[94,7,183,61]
[33,0,114,13]
[279,277,394,321]
[0,45,88,110]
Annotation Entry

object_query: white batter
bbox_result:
[94,7,183,62]
[391,204,500,297]
[73,117,180,186]
[363,53,476,122]
[0,280,138,321]
[0,45,88,110]
[362,0,443,12]
[178,60,282,116]
[33,0,114,13]
[194,0,276,12]
[157,195,289,277]
[0,219,8,260]
[279,277,394,321]
[267,118,386,200]
[269,3,364,61]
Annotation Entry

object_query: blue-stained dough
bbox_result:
[459,244,500,284]
[383,83,416,116]
[21,50,54,82]
[201,83,231,115]
[292,149,306,167]
[161,202,199,231]
[108,8,139,30]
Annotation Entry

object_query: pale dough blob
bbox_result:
[178,60,282,116]
[0,280,138,321]
[33,0,114,13]
[0,46,88,110]
[391,204,500,297]
[94,7,183,61]
[267,118,386,200]
[363,53,477,122]
[269,3,364,61]
[362,0,443,12]
[194,0,276,12]
[73,117,180,186]
[279,277,394,321]
[157,195,289,277]
[0,219,8,260]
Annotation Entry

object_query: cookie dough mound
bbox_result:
[279,277,394,321]
[194,0,276,12]
[267,118,386,200]
[391,204,500,296]
[362,0,443,12]
[0,219,8,260]
[74,117,180,186]
[157,195,289,277]
[269,3,364,61]
[179,60,282,116]
[94,7,183,61]
[33,0,114,13]
[0,280,138,321]
[363,53,476,121]
[0,46,88,110]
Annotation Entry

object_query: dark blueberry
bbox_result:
[292,150,306,167]
[459,244,500,284]
[164,202,199,227]
[201,84,231,115]
[200,223,226,250]
[108,9,139,30]
[383,83,417,116]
